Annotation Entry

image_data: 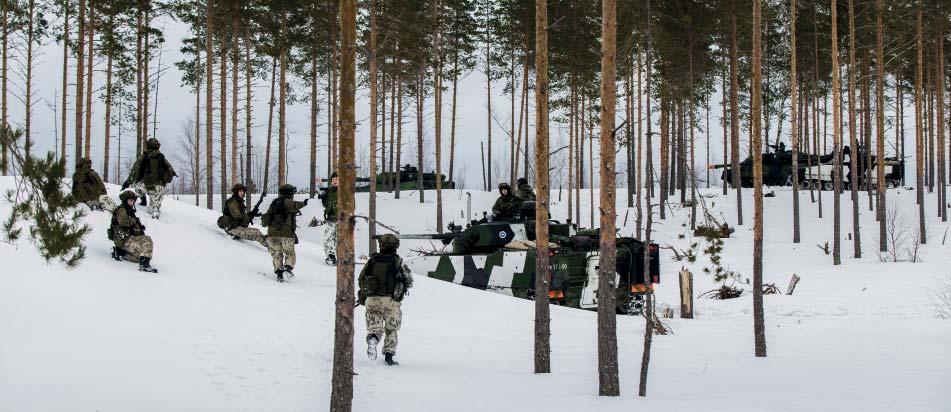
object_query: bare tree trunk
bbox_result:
[639,1,655,395]
[277,13,287,186]
[659,97,668,220]
[875,0,888,247]
[626,55,634,208]
[330,0,357,408]
[83,0,94,158]
[533,0,551,375]
[369,0,379,251]
[389,75,396,192]
[790,0,800,243]
[449,56,458,183]
[205,0,214,209]
[597,0,619,396]
[730,11,743,225]
[416,66,424,203]
[103,36,114,182]
[1,0,8,172]
[195,51,202,205]
[721,63,728,196]
[485,26,492,192]
[58,0,68,165]
[510,54,516,184]
[310,43,318,198]
[935,22,947,223]
[831,0,843,267]
[848,0,861,257]
[568,84,574,222]
[396,79,402,199]
[915,3,926,244]
[752,0,766,358]
[244,32,253,203]
[433,2,443,232]
[220,26,228,208]
[635,47,643,239]
[75,0,86,162]
[263,56,276,194]
[230,15,238,188]
[142,3,150,146]
[24,0,36,162]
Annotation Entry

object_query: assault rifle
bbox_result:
[248,190,268,224]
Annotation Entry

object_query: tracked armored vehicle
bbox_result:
[385,203,660,315]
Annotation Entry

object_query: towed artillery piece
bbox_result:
[380,202,660,315]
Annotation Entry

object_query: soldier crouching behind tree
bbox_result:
[123,138,176,220]
[261,184,308,282]
[109,190,158,273]
[358,234,414,366]
[71,158,116,212]
[218,183,267,247]
[319,172,339,265]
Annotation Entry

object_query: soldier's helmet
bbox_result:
[378,233,400,250]
[146,138,161,150]
[77,157,92,168]
[517,177,528,186]
[498,182,512,195]
[119,190,138,203]
[278,184,297,197]
[231,183,247,194]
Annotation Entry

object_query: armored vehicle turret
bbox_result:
[382,209,660,315]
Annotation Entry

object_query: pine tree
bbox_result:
[532,0,550,375]
[751,0,766,358]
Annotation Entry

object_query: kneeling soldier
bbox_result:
[219,183,267,247]
[71,158,116,212]
[109,190,158,273]
[261,184,307,282]
[358,234,414,366]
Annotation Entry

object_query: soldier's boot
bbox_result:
[275,269,285,283]
[384,353,399,366]
[232,235,242,241]
[283,265,295,278]
[366,334,379,361]
[111,247,125,261]
[325,254,337,266]
[138,256,158,273]
[139,196,148,207]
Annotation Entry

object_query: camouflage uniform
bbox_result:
[112,197,153,261]
[358,235,413,358]
[127,138,176,219]
[320,181,339,259]
[263,185,307,274]
[71,158,116,212]
[515,182,536,202]
[492,183,518,221]
[223,185,266,247]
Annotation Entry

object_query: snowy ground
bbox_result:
[1,177,949,411]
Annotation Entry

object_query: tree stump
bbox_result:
[679,269,694,318]
[786,274,801,295]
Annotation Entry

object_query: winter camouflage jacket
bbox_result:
[492,194,518,220]
[128,149,177,189]
[225,196,252,228]
[358,251,412,301]
[111,205,145,249]
[71,160,107,202]
[515,183,536,202]
[321,186,338,220]
[264,197,306,238]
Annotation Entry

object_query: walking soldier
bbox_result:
[358,234,414,366]
[261,184,308,282]
[124,138,176,219]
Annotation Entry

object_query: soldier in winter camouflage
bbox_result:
[514,177,536,202]
[491,183,518,221]
[219,183,267,247]
[124,138,176,219]
[358,234,413,366]
[319,172,339,265]
[262,184,308,282]
[71,158,115,212]
[109,190,157,272]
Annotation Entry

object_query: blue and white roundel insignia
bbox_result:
[499,231,507,239]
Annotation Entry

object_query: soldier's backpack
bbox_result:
[364,254,405,300]
[260,198,291,229]
[216,198,236,230]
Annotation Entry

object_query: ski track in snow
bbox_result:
[1,177,949,411]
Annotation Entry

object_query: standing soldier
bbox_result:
[491,183,518,221]
[71,158,116,212]
[358,234,413,366]
[124,138,177,219]
[261,184,308,282]
[514,177,536,201]
[109,190,158,273]
[218,183,267,247]
[319,172,339,265]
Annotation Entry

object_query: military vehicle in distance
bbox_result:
[371,164,456,191]
[385,203,660,315]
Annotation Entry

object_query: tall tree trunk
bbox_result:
[522,57,531,179]
[935,22,947,223]
[730,11,743,225]
[515,60,528,180]
[330,0,357,408]
[597,0,619,396]
[277,13,288,185]
[396,79,402,199]
[103,35,114,183]
[915,2,926,244]
[752,0,766,358]
[862,53,872,210]
[83,1,94,158]
[25,0,36,163]
[220,27,228,208]
[142,3,150,147]
[721,62,728,196]
[244,32,253,204]
[790,0,800,243]
[848,0,861,257]
[510,54,516,184]
[449,55,459,183]
[416,66,424,203]
[310,43,319,198]
[568,83,574,222]
[195,50,202,205]
[625,56,633,207]
[635,46,643,239]
[230,15,238,187]
[1,0,8,172]
[135,5,142,155]
[263,56,276,194]
[59,0,69,165]
[205,0,214,209]
[369,0,379,251]
[831,0,843,266]
[433,3,443,232]
[639,0,654,395]
[485,26,492,192]
[659,97,667,220]
[875,0,888,247]
[389,77,396,193]
[533,0,551,375]
[75,0,86,163]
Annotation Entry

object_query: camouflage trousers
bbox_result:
[323,220,338,257]
[227,226,267,247]
[120,235,153,261]
[365,296,402,355]
[132,182,166,219]
[267,237,296,272]
[86,195,116,213]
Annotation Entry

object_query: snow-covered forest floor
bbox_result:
[1,176,949,411]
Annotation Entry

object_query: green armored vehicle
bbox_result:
[388,203,660,314]
[711,144,813,188]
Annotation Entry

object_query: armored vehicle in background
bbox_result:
[711,144,811,188]
[385,202,660,315]
[371,164,456,191]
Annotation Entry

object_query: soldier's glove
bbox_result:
[249,207,260,218]
[121,180,132,190]
[303,198,309,206]
[356,290,367,306]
